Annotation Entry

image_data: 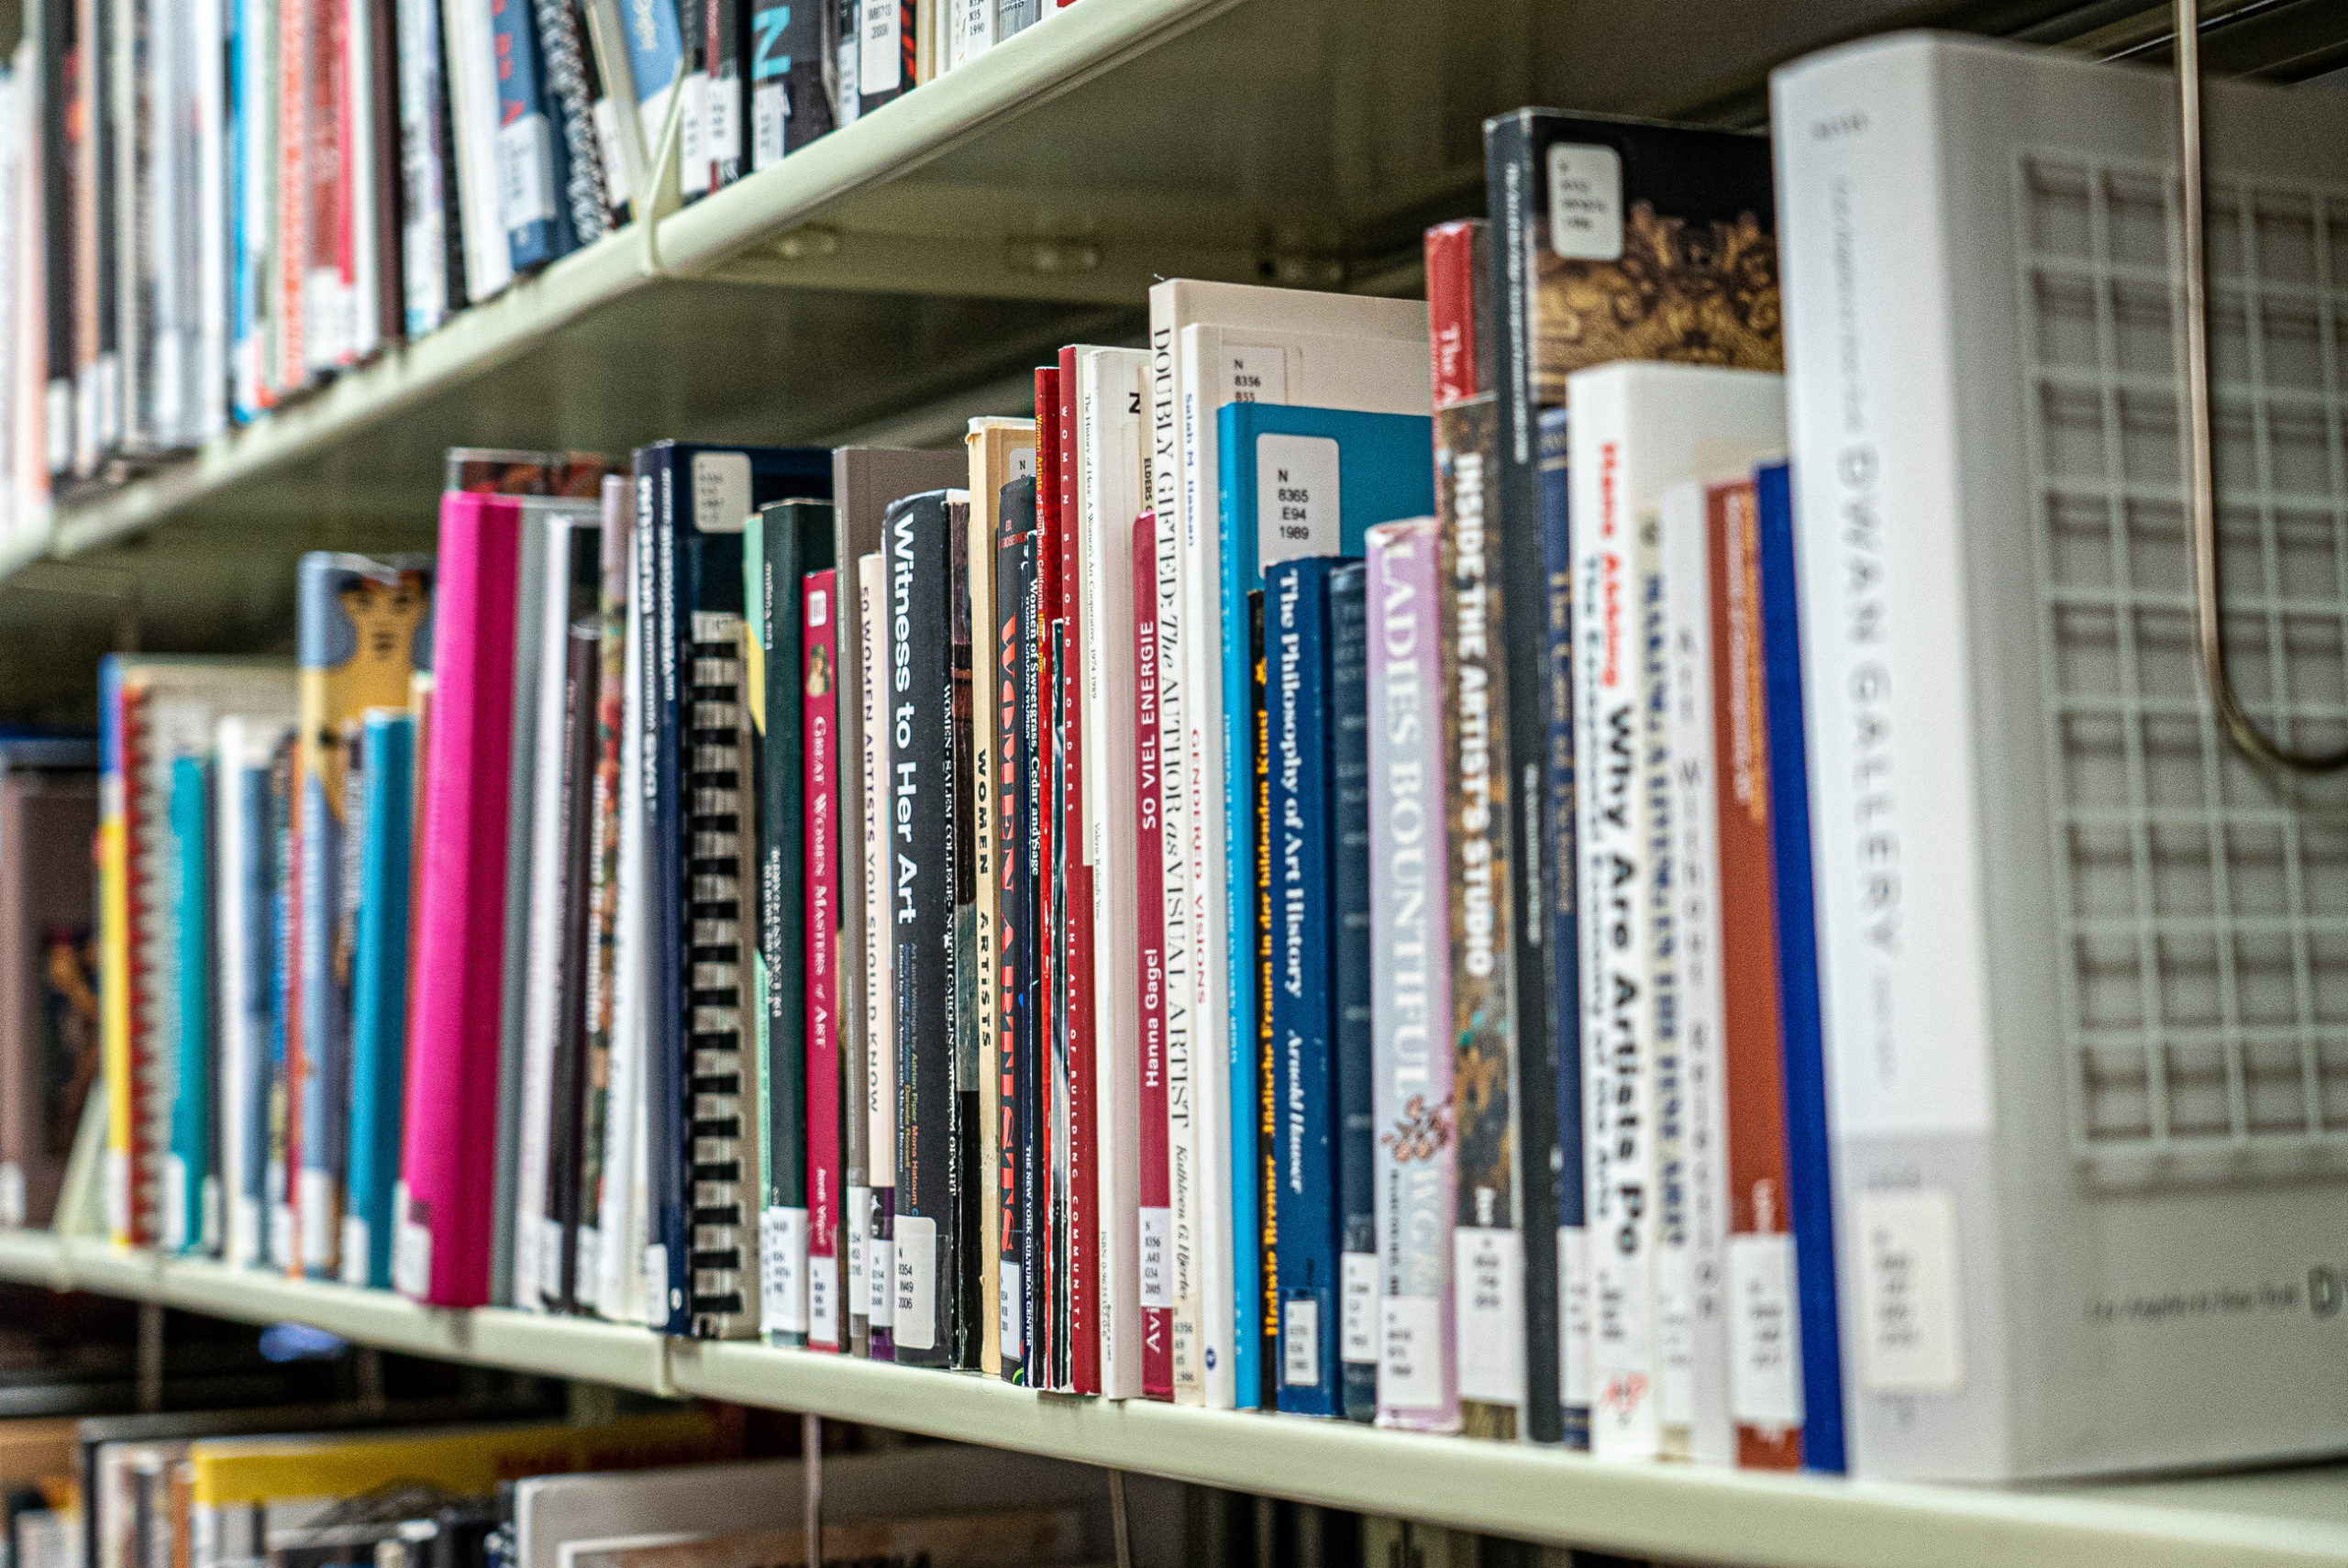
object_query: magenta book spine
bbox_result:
[395,491,524,1308]
[804,567,844,1351]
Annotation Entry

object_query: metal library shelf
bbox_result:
[0,1230,2342,1568]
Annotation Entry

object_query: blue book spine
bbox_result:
[266,735,296,1270]
[169,756,215,1255]
[1215,401,1436,1409]
[1537,405,1589,1447]
[1754,460,1846,1474]
[297,743,345,1284]
[224,0,248,424]
[1267,557,1342,1418]
[232,749,274,1266]
[490,0,578,272]
[345,712,414,1289]
[1327,561,1376,1423]
[619,0,687,147]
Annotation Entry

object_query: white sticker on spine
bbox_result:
[858,0,902,93]
[1546,142,1623,260]
[495,113,558,229]
[752,83,787,170]
[1659,1242,1696,1426]
[892,1215,936,1349]
[1340,1253,1377,1364]
[1281,1299,1321,1387]
[847,1186,870,1315]
[1379,1294,1443,1410]
[1139,1207,1171,1309]
[692,451,753,534]
[1855,1190,1965,1394]
[1000,1261,1024,1358]
[868,1229,894,1326]
[760,1206,808,1334]
[809,1253,840,1346]
[1560,1225,1591,1405]
[163,1157,189,1251]
[1727,1232,1802,1426]
[1453,1227,1525,1404]
[1257,434,1341,566]
[341,1216,371,1286]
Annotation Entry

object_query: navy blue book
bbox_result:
[1754,460,1846,1474]
[1537,404,1589,1447]
[993,475,1038,1385]
[1266,555,1347,1418]
[637,442,834,1338]
[1327,561,1375,1424]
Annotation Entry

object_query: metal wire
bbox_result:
[2177,0,2348,772]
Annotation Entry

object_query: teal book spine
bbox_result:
[344,711,415,1289]
[168,755,216,1254]
[1215,401,1434,1407]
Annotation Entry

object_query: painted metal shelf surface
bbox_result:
[0,1231,2342,1568]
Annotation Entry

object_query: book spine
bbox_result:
[345,711,414,1290]
[167,756,214,1255]
[490,0,572,271]
[1365,517,1457,1431]
[1013,486,1045,1383]
[1708,476,1804,1470]
[531,0,612,246]
[577,481,633,1309]
[95,665,136,1244]
[751,506,807,1346]
[887,491,957,1366]
[1249,585,1274,1414]
[672,0,705,196]
[41,0,73,475]
[637,450,692,1333]
[1031,367,1060,1389]
[1662,482,1733,1465]
[368,0,408,352]
[1752,460,1844,1474]
[219,732,265,1266]
[1570,380,1661,1460]
[804,566,844,1351]
[615,0,681,161]
[1146,306,1201,1405]
[857,548,896,1359]
[1328,560,1377,1423]
[969,480,1002,1381]
[747,0,828,168]
[1538,406,1590,1450]
[1057,351,1098,1396]
[707,0,741,186]
[550,621,604,1310]
[993,478,1035,1384]
[302,0,345,373]
[1267,557,1339,1419]
[1131,511,1173,1399]
[1434,392,1525,1441]
[949,497,982,1373]
[267,730,296,1268]
[398,492,524,1308]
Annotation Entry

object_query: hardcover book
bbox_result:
[164,756,214,1253]
[993,474,1039,1385]
[342,710,415,1289]
[0,760,98,1232]
[1128,512,1172,1398]
[216,712,297,1268]
[802,562,844,1350]
[1775,30,2348,1480]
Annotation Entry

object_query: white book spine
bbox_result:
[597,568,651,1320]
[1571,369,1664,1460]
[857,551,896,1334]
[1145,293,1201,1402]
[1174,321,1238,1408]
[1661,480,1735,1467]
[215,719,255,1267]
[1774,41,2003,1480]
[1080,347,1150,1398]
[194,0,227,440]
[445,0,515,300]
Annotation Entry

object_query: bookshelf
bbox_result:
[0,1230,2341,1568]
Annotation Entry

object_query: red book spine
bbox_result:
[119,689,155,1246]
[276,0,308,390]
[1056,344,1098,1394]
[330,0,355,365]
[1707,478,1803,1471]
[1131,512,1173,1398]
[1031,363,1060,1386]
[1423,219,1480,408]
[282,764,305,1275]
[804,569,844,1351]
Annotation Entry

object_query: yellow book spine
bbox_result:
[98,684,136,1247]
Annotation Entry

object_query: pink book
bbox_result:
[395,492,525,1307]
[803,569,843,1351]
[1130,514,1172,1399]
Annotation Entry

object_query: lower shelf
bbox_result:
[0,1230,2341,1568]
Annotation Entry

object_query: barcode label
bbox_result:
[859,0,902,94]
[341,1216,371,1286]
[1282,1299,1321,1387]
[1454,1227,1525,1404]
[1000,1261,1024,1357]
[760,1207,809,1334]
[162,1157,189,1251]
[496,113,559,230]
[868,1230,894,1326]
[751,82,788,170]
[538,1216,566,1302]
[1379,1294,1444,1410]
[1727,1232,1802,1426]
[847,1186,870,1317]
[705,78,740,163]
[1561,1224,1591,1404]
[393,1184,431,1299]
[678,72,711,195]
[1340,1252,1377,1364]
[893,1216,936,1349]
[1139,1207,1171,1308]
[810,1253,840,1346]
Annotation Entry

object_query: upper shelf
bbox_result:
[27,0,2054,578]
[0,1229,2343,1568]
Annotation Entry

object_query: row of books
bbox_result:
[0,0,1083,519]
[31,28,2348,1487]
[6,1398,1205,1568]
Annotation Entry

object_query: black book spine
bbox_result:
[887,489,958,1365]
[435,10,469,312]
[92,0,116,460]
[637,448,692,1334]
[549,617,602,1311]
[1010,477,1045,1384]
[947,496,980,1369]
[747,0,830,163]
[530,0,613,247]
[993,474,1034,1385]
[1329,560,1377,1422]
[710,0,744,187]
[42,0,74,475]
[755,500,810,1346]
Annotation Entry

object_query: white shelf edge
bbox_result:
[0,1230,2341,1568]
